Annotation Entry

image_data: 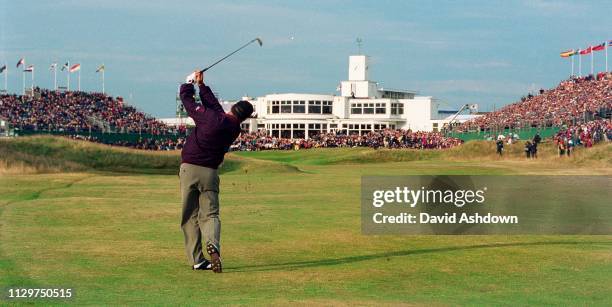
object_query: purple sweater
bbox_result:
[179,83,241,169]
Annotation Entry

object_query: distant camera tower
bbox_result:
[356,37,363,55]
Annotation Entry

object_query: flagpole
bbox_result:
[4,63,7,93]
[67,61,70,91]
[78,69,81,91]
[102,67,105,94]
[578,53,582,77]
[22,59,26,95]
[606,44,609,72]
[31,67,34,93]
[571,55,574,76]
[54,66,57,90]
[590,51,594,75]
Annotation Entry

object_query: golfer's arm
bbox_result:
[198,84,224,113]
[179,83,204,118]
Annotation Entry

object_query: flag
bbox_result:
[560,49,576,57]
[16,58,24,68]
[24,65,34,72]
[608,40,612,47]
[0,65,6,73]
[50,63,57,71]
[579,47,592,55]
[69,63,81,73]
[61,62,69,71]
[592,43,605,52]
[96,64,105,73]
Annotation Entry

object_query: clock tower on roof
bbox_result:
[348,55,369,81]
[341,55,379,98]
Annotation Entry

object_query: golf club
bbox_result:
[200,37,263,73]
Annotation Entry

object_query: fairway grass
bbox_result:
[1,138,611,305]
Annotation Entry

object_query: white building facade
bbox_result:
[241,55,458,138]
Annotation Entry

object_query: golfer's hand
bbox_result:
[195,70,204,85]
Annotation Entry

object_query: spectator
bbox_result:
[524,141,532,159]
[496,139,504,156]
[530,140,538,159]
[558,139,566,157]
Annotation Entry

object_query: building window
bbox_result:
[351,102,386,115]
[308,100,321,114]
[270,99,333,114]
[294,130,305,138]
[292,100,306,113]
[308,123,324,138]
[270,101,280,114]
[322,101,333,114]
[281,101,291,113]
[391,103,404,115]
[292,123,305,139]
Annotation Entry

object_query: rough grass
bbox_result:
[0,136,180,174]
[0,136,242,175]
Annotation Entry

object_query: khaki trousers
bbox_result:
[179,163,221,265]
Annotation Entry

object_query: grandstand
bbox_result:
[0,88,186,149]
[0,87,172,134]
[456,73,611,132]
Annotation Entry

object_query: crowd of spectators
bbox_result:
[0,88,173,134]
[553,119,611,156]
[457,73,612,132]
[230,129,463,151]
[3,82,608,153]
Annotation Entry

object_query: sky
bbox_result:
[1,0,611,117]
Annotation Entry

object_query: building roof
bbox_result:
[441,114,482,121]
[159,117,195,126]
[379,87,417,94]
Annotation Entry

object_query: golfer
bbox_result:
[178,70,253,273]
